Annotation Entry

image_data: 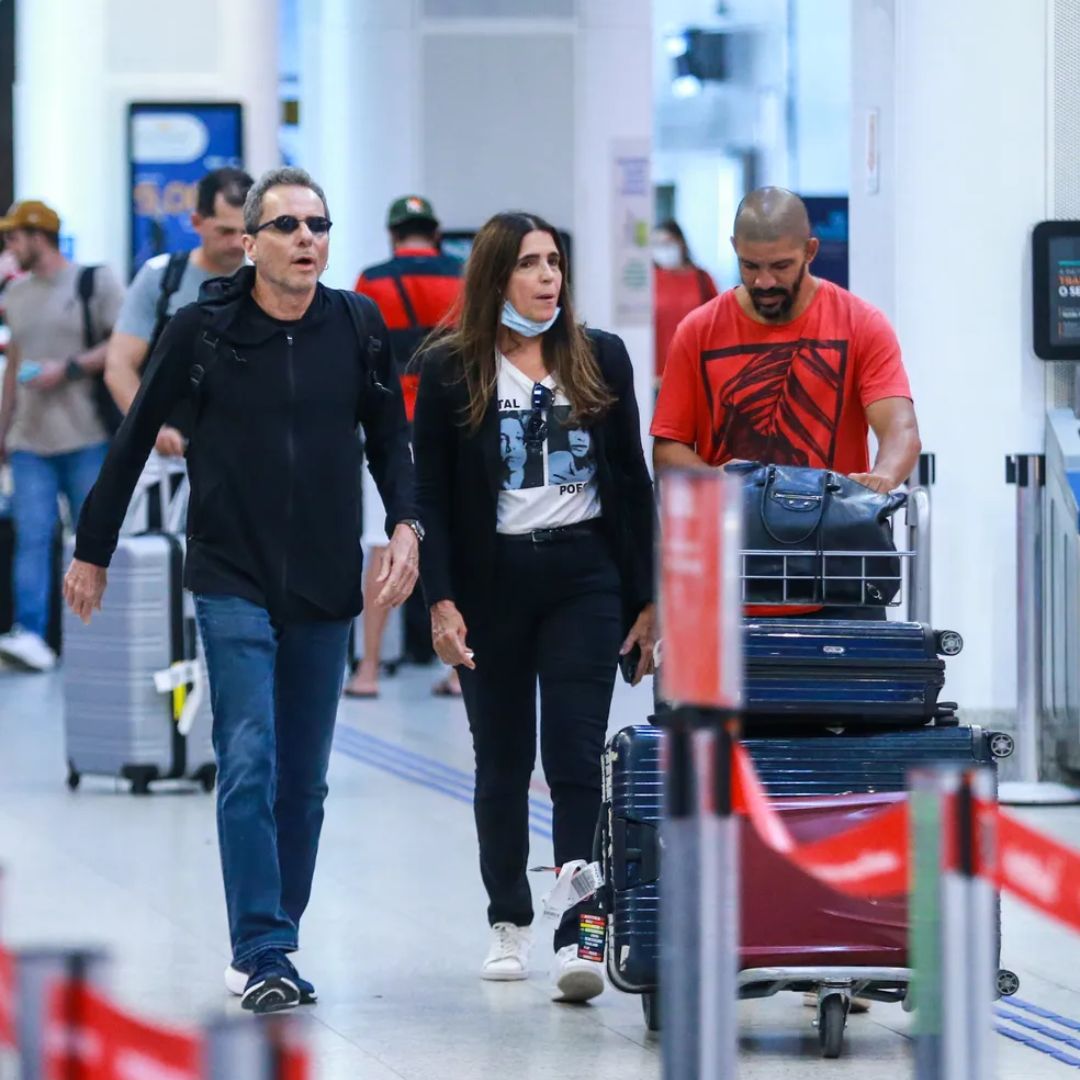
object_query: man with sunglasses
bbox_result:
[62,167,421,1015]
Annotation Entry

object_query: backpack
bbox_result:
[189,290,390,424]
[75,267,123,436]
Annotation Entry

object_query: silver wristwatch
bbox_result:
[401,518,425,543]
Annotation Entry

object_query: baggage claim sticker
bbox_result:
[578,914,606,962]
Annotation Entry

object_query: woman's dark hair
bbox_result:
[655,218,692,266]
[421,211,613,434]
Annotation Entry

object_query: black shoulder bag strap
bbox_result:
[389,274,420,329]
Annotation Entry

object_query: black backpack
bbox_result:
[75,267,123,436]
[77,253,191,438]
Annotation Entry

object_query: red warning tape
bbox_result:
[0,944,14,1049]
[734,739,1080,931]
[732,742,909,898]
[44,981,202,1080]
[988,803,1080,936]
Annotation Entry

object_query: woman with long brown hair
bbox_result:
[413,211,656,1003]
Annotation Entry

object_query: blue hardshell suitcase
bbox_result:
[601,723,1003,995]
[743,618,963,724]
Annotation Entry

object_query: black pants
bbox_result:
[458,524,622,951]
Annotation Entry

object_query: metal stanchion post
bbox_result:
[659,715,700,1080]
[1001,454,1080,804]
[700,716,740,1080]
[203,1015,273,1079]
[658,466,742,1080]
[14,948,108,1080]
[911,768,996,1080]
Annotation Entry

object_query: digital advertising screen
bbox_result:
[127,102,244,279]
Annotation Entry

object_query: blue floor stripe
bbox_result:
[336,725,554,820]
[332,736,553,840]
[996,1023,1080,1068]
[997,1007,1080,1053]
[1008,997,1080,1034]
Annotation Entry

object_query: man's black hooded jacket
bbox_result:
[75,266,417,622]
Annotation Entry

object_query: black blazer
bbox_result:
[414,328,655,634]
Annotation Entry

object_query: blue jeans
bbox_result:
[194,594,351,966]
[10,444,108,638]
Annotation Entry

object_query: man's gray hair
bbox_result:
[243,167,330,233]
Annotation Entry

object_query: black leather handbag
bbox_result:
[728,462,907,606]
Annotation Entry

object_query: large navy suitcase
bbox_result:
[743,618,963,724]
[600,723,1006,997]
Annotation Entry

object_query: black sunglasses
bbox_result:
[252,215,333,236]
[525,383,552,447]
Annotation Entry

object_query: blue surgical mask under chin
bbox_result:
[501,299,561,338]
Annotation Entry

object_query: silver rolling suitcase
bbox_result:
[62,463,215,794]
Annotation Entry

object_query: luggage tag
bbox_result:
[153,660,205,737]
[531,860,606,928]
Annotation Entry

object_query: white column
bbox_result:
[298,0,421,290]
[850,0,1050,719]
[14,0,279,275]
[576,0,654,440]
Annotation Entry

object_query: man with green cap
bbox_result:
[346,195,463,699]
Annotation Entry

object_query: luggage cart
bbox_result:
[620,485,1019,1058]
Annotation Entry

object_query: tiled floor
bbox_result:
[2,662,1079,1077]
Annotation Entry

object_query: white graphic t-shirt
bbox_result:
[496,353,602,534]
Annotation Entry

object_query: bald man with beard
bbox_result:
[652,186,920,495]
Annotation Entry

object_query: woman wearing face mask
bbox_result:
[413,211,656,1002]
[653,219,717,385]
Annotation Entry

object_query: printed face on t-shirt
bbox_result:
[497,394,596,491]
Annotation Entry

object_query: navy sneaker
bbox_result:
[227,956,317,1005]
[238,950,302,1014]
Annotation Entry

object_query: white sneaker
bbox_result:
[0,627,56,672]
[551,945,605,1003]
[481,923,532,981]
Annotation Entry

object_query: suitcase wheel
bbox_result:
[997,969,1021,998]
[936,630,964,656]
[641,992,661,1033]
[194,764,217,793]
[66,762,80,791]
[122,766,157,796]
[989,732,1016,760]
[817,994,847,1059]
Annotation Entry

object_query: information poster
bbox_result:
[611,140,651,326]
[1049,235,1080,347]
[128,102,244,278]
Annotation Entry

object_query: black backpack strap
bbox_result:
[76,266,98,349]
[343,292,393,423]
[155,251,189,324]
[389,274,420,329]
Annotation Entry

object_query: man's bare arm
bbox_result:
[0,340,19,456]
[104,331,150,413]
[653,437,708,472]
[851,397,922,493]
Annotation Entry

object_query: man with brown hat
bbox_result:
[0,200,124,671]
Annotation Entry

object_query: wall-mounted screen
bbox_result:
[1033,220,1080,361]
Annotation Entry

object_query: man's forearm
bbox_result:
[872,422,922,487]
[653,437,707,472]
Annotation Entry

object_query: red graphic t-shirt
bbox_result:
[651,279,912,473]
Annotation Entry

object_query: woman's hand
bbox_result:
[431,600,476,670]
[620,602,656,686]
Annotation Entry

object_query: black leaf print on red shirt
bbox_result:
[698,339,848,467]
